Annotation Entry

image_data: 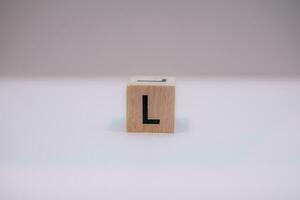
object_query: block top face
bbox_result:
[128,76,175,86]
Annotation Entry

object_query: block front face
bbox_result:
[127,85,175,133]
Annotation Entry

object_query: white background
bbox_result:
[0,78,299,199]
[1,1,300,198]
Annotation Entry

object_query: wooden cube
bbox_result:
[126,76,175,133]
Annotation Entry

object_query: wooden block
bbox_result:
[126,76,175,133]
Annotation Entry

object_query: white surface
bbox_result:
[0,78,300,199]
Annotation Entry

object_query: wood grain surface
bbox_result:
[127,78,175,133]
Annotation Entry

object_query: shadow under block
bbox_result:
[126,77,175,133]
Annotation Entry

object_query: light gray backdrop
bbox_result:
[0,0,299,77]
